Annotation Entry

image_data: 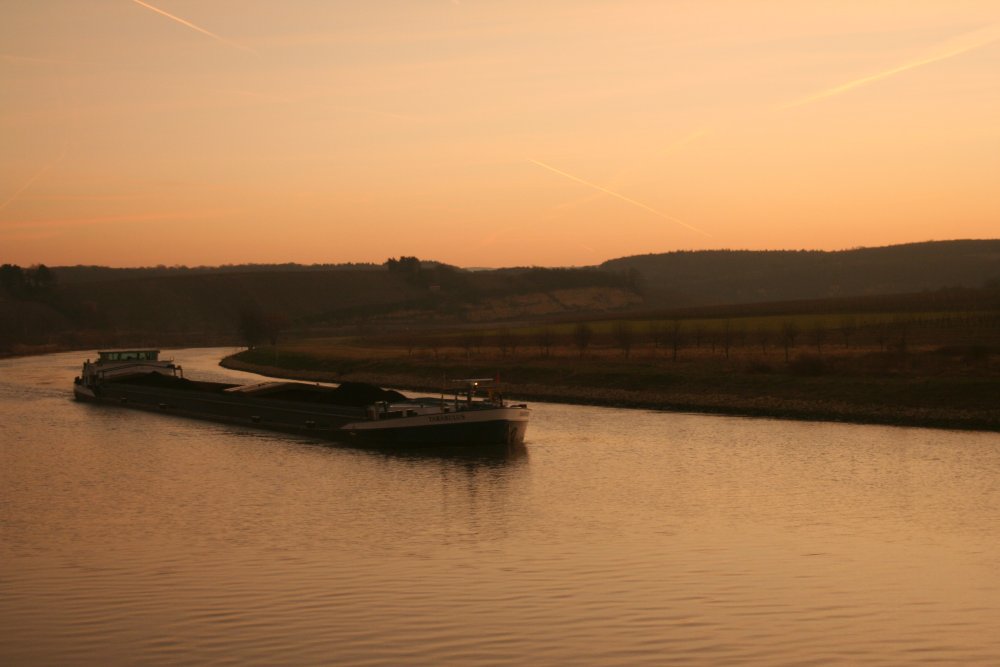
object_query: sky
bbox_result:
[1,1,998,268]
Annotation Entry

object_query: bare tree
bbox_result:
[264,313,287,347]
[736,325,748,350]
[573,322,593,358]
[874,322,888,352]
[721,319,733,360]
[26,264,55,292]
[667,318,684,362]
[648,321,666,353]
[756,326,771,355]
[496,328,513,358]
[238,304,266,349]
[461,331,477,359]
[809,322,827,355]
[780,321,799,362]
[614,321,634,358]
[693,324,705,349]
[536,327,554,357]
[891,318,910,353]
[839,316,857,349]
[459,330,484,359]
[0,264,26,295]
[403,328,417,356]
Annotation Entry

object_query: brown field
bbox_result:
[227,308,999,432]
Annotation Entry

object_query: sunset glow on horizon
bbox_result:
[2,1,998,268]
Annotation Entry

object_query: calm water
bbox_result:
[2,349,1000,665]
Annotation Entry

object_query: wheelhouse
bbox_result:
[98,349,161,362]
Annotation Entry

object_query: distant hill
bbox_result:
[1,263,636,353]
[54,266,634,331]
[600,240,1000,307]
[51,262,382,284]
[5,240,999,355]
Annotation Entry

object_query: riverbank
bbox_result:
[223,346,999,432]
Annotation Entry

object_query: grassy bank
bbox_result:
[223,339,999,432]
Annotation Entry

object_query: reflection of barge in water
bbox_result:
[73,350,530,448]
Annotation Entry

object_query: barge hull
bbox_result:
[75,383,527,448]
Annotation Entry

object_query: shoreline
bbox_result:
[220,354,1000,433]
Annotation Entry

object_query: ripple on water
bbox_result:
[2,349,1000,665]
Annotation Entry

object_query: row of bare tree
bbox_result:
[399,313,998,362]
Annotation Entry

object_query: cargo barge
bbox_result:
[73,350,530,448]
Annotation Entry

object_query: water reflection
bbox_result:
[2,349,1000,666]
[225,424,529,464]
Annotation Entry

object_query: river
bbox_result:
[2,348,999,665]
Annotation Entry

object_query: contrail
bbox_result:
[548,129,711,213]
[664,129,710,154]
[528,159,710,237]
[130,0,255,53]
[780,23,1000,110]
[0,151,66,214]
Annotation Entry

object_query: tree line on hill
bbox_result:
[0,257,637,354]
[3,241,998,356]
[50,262,383,284]
[602,240,1000,306]
[0,263,57,295]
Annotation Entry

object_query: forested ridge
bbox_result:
[3,240,998,355]
[0,260,634,353]
[602,240,1000,306]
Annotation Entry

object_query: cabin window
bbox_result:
[99,350,158,362]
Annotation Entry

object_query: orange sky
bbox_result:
[2,1,998,267]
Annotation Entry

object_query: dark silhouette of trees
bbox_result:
[614,321,634,358]
[507,331,520,356]
[238,305,266,349]
[624,267,645,294]
[385,256,427,287]
[264,314,287,347]
[780,321,799,362]
[874,322,888,352]
[495,328,514,357]
[891,318,910,353]
[384,256,471,291]
[385,256,422,274]
[27,264,55,291]
[647,321,665,353]
[693,324,705,349]
[238,304,286,349]
[573,322,593,358]
[0,264,26,295]
[599,240,1000,307]
[536,327,554,357]
[402,329,417,356]
[756,326,771,355]
[839,316,857,349]
[810,322,827,355]
[498,266,633,292]
[736,325,748,349]
[1,264,56,297]
[667,318,684,361]
[461,330,483,358]
[721,320,733,360]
